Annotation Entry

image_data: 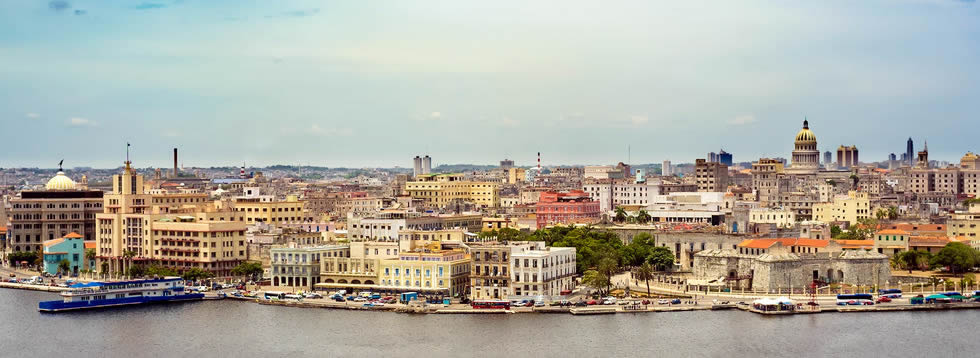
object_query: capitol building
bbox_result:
[787,120,820,174]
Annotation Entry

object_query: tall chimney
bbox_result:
[173,148,178,178]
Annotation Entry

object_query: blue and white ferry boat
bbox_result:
[39,277,204,312]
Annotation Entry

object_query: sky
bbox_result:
[1,0,978,169]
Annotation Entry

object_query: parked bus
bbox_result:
[471,300,511,310]
[877,289,902,299]
[836,293,874,306]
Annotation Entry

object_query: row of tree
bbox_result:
[893,242,980,275]
[480,226,675,296]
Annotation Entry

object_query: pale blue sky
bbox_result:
[1,0,978,169]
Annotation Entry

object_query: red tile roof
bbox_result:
[63,232,83,239]
[876,229,909,235]
[738,238,830,249]
[84,241,96,249]
[909,236,950,247]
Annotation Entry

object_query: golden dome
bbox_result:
[963,152,978,160]
[45,171,76,190]
[795,120,816,143]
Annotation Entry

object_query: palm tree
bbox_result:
[636,210,651,224]
[614,207,627,223]
[634,262,654,297]
[887,206,899,220]
[122,250,137,278]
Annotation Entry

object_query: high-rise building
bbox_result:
[907,137,914,167]
[837,145,859,169]
[695,159,730,192]
[662,160,672,176]
[888,153,897,162]
[423,155,432,174]
[499,159,514,169]
[95,161,248,277]
[413,156,422,177]
[823,151,832,166]
[707,152,718,163]
[917,141,929,168]
[718,150,733,167]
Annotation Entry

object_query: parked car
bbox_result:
[534,301,545,307]
[876,296,892,303]
[658,299,669,305]
[304,293,323,299]
[670,299,681,305]
[574,301,588,307]
[586,300,598,305]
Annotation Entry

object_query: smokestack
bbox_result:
[537,152,541,169]
[173,148,178,178]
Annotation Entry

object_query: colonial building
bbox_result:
[8,170,103,254]
[694,238,891,292]
[405,173,499,208]
[535,190,600,229]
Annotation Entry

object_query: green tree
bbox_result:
[581,269,610,296]
[875,208,887,220]
[931,242,978,275]
[633,262,655,297]
[145,265,178,277]
[961,273,976,291]
[636,210,652,224]
[100,262,110,279]
[887,206,899,220]
[127,265,146,278]
[58,259,71,275]
[647,246,675,271]
[830,225,843,238]
[597,255,618,294]
[122,250,137,278]
[8,251,39,267]
[231,261,264,281]
[182,268,215,282]
[614,207,627,223]
[84,248,96,263]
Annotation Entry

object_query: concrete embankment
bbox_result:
[742,302,980,315]
[0,282,68,293]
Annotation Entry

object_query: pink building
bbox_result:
[535,190,600,229]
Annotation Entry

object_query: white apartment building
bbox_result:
[510,243,576,301]
[749,208,797,228]
[583,180,663,212]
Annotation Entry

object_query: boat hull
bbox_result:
[39,294,205,312]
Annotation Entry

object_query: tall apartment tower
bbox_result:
[837,145,859,169]
[422,155,432,174]
[907,137,914,167]
[413,156,423,177]
[662,160,672,176]
[823,151,832,166]
[718,150,733,166]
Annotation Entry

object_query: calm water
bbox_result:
[2,289,977,357]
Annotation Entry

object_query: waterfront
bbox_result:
[3,290,979,357]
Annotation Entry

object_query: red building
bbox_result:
[535,190,600,229]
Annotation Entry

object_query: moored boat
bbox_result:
[38,277,204,312]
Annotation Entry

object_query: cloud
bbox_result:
[629,115,649,126]
[729,115,757,125]
[25,113,39,119]
[499,117,520,128]
[48,1,70,11]
[268,8,320,18]
[310,124,352,136]
[414,111,444,121]
[74,9,86,15]
[67,117,97,126]
[162,130,180,138]
[133,2,166,10]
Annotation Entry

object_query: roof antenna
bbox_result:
[58,159,64,172]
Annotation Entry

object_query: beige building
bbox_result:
[749,208,796,228]
[813,191,871,225]
[234,195,311,226]
[95,162,248,277]
[7,171,103,254]
[948,202,980,243]
[405,174,499,208]
[694,159,729,192]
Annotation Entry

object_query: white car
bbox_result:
[353,297,367,302]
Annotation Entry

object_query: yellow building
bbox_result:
[377,248,471,298]
[405,174,499,208]
[95,161,249,277]
[507,168,526,184]
[233,195,311,225]
[812,190,871,225]
[948,202,980,247]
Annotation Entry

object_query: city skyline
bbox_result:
[2,0,978,168]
